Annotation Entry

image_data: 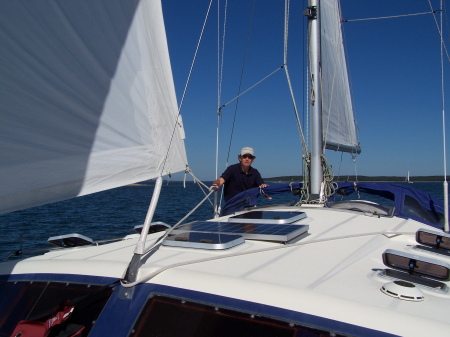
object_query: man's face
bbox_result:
[239,154,255,167]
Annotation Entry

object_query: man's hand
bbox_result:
[209,183,219,192]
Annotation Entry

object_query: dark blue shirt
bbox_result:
[221,163,264,201]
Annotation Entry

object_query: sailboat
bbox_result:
[0,1,449,336]
[407,171,414,183]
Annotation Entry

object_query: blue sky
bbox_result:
[162,0,449,180]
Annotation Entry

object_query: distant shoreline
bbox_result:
[130,176,448,185]
[265,175,449,183]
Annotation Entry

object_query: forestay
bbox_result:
[0,0,187,214]
[320,0,360,153]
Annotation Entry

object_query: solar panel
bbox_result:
[173,221,309,243]
[228,211,306,224]
[163,232,244,250]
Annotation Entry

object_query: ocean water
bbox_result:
[0,181,446,261]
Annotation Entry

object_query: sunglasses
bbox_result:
[241,154,255,159]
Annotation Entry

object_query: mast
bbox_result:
[306,0,323,199]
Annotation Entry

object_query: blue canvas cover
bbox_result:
[220,183,303,216]
[331,182,445,229]
[221,182,446,229]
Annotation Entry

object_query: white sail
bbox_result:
[320,0,360,153]
[0,0,187,214]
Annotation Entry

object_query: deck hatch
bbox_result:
[228,211,306,224]
[416,228,450,250]
[382,249,450,281]
[173,221,309,243]
[162,232,244,250]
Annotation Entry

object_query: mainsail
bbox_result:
[320,0,360,153]
[0,0,187,214]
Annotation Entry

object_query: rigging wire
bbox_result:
[424,0,450,230]
[185,168,216,208]
[218,66,284,111]
[216,0,309,165]
[343,6,450,63]
[135,3,215,272]
[160,0,213,177]
[433,0,449,231]
[284,65,308,155]
[216,0,228,182]
[212,0,256,213]
[215,0,309,197]
[223,0,256,165]
[177,1,213,115]
[300,0,312,203]
[304,0,310,194]
[217,0,309,154]
[429,1,450,62]
[283,0,308,157]
[303,0,308,182]
[213,0,228,217]
[342,10,442,23]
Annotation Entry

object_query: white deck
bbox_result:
[1,205,448,336]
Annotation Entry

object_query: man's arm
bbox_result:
[254,169,267,188]
[213,177,225,187]
[210,177,225,191]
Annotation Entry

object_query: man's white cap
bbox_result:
[240,147,254,156]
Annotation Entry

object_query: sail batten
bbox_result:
[0,0,187,214]
[320,0,360,154]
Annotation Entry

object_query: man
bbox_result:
[210,147,267,202]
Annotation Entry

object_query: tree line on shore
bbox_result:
[265,176,449,182]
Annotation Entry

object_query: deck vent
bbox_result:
[162,232,244,250]
[228,211,306,224]
[382,249,450,281]
[48,233,93,248]
[381,281,424,301]
[134,222,170,234]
